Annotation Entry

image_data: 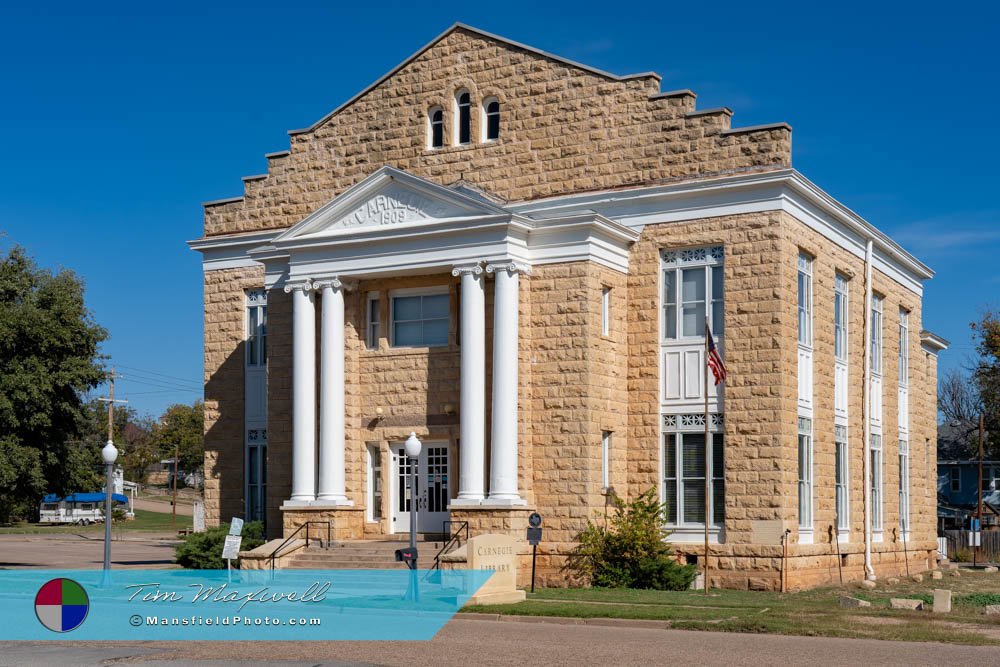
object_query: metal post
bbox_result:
[103,460,113,574]
[703,317,710,594]
[531,544,537,593]
[409,453,418,568]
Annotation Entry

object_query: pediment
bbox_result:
[274,166,509,243]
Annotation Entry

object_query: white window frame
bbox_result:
[661,414,725,543]
[366,442,383,523]
[482,96,500,142]
[601,286,611,336]
[388,286,450,348]
[601,431,611,490]
[454,89,471,146]
[871,433,884,537]
[797,416,814,541]
[797,254,813,347]
[366,291,381,350]
[835,424,849,534]
[834,273,849,362]
[871,294,884,376]
[660,246,724,341]
[428,106,444,149]
[898,308,909,387]
[898,438,909,537]
[245,289,267,368]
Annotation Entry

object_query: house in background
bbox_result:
[938,419,999,530]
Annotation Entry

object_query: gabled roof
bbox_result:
[272,165,512,244]
[288,23,660,136]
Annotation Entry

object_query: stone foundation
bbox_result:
[280,505,366,541]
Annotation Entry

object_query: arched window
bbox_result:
[428,107,444,149]
[483,98,500,141]
[455,90,471,145]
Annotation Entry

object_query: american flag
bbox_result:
[707,327,727,386]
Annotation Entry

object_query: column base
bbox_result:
[313,497,355,506]
[449,497,485,508]
[482,497,527,507]
[280,499,316,508]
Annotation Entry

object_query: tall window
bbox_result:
[456,90,471,145]
[797,417,813,530]
[661,246,723,339]
[483,98,500,141]
[871,294,884,375]
[601,286,611,336]
[950,466,961,493]
[835,425,849,532]
[797,254,813,346]
[367,443,383,522]
[366,292,380,350]
[899,439,910,534]
[429,107,444,148]
[391,290,449,347]
[871,434,883,533]
[246,293,267,367]
[834,273,849,361]
[898,309,909,386]
[663,430,724,528]
[601,431,612,490]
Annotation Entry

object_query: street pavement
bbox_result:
[2,616,999,666]
[0,534,178,569]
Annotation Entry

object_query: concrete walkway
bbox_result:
[132,497,195,516]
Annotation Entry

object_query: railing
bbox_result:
[268,521,332,571]
[432,520,469,570]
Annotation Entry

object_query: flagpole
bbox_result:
[704,316,710,595]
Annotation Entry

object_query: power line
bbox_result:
[115,364,201,386]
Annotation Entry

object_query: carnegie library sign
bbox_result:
[340,189,452,228]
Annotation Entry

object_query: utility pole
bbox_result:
[979,414,985,565]
[172,440,179,530]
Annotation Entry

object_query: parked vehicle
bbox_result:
[38,492,130,526]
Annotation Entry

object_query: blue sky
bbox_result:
[1,1,997,417]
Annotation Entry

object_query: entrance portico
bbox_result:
[247,165,635,538]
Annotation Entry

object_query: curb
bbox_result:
[456,613,672,630]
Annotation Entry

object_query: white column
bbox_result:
[486,261,528,504]
[452,263,486,503]
[284,279,316,503]
[316,278,352,505]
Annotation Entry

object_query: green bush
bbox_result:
[565,487,696,590]
[174,521,265,569]
[956,592,1000,607]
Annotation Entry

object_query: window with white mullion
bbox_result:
[835,425,849,532]
[871,433,884,533]
[871,294,884,376]
[661,247,724,341]
[898,309,909,387]
[797,254,813,348]
[898,438,910,534]
[797,417,814,531]
[366,292,381,350]
[662,429,724,529]
[834,274,849,362]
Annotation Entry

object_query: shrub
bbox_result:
[565,487,697,590]
[174,521,265,569]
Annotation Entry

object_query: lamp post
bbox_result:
[404,432,422,567]
[101,439,118,585]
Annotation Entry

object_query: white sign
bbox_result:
[193,502,205,533]
[229,517,244,536]
[968,531,982,547]
[222,535,242,560]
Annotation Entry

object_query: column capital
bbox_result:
[485,260,532,276]
[313,276,355,291]
[283,278,313,294]
[452,263,484,277]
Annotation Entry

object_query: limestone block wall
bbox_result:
[203,266,265,529]
[202,27,790,238]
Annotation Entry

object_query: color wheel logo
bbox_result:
[35,578,89,633]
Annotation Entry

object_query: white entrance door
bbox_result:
[391,441,450,534]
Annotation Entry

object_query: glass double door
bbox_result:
[391,441,449,534]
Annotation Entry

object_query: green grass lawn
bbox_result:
[0,509,192,535]
[463,571,1000,645]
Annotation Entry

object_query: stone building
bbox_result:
[190,23,947,590]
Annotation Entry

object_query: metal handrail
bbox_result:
[432,520,469,570]
[267,521,332,571]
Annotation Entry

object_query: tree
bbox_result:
[971,308,1000,453]
[153,401,205,474]
[0,246,107,522]
[76,398,156,484]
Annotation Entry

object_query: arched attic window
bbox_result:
[483,98,500,141]
[428,107,444,149]
[455,90,471,145]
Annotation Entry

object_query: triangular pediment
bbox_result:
[274,166,509,242]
